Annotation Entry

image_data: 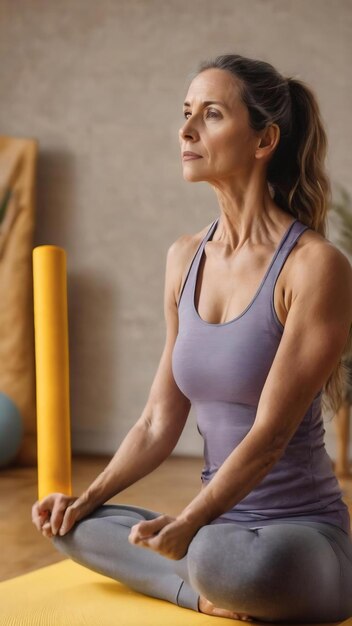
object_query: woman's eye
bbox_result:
[206,110,219,118]
[183,109,219,119]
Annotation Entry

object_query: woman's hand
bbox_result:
[128,514,199,560]
[31,492,96,539]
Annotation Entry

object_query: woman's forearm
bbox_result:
[81,417,176,508]
[177,426,284,529]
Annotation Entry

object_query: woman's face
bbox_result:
[179,68,261,184]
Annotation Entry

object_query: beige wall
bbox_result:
[1,0,351,460]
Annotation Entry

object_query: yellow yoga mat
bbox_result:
[1,559,349,626]
[33,245,72,499]
[0,560,222,626]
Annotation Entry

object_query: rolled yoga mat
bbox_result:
[33,245,72,499]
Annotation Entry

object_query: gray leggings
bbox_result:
[51,503,352,622]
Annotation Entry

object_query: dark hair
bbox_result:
[188,53,352,415]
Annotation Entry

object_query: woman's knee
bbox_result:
[51,532,69,554]
[186,522,340,608]
[50,519,90,558]
[50,510,145,559]
[50,514,119,559]
[50,504,148,555]
[186,524,255,602]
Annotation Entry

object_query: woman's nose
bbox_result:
[179,120,197,140]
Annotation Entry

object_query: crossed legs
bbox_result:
[51,503,352,622]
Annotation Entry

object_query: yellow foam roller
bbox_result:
[33,245,72,500]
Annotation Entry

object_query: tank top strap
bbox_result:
[177,218,218,310]
[261,219,311,294]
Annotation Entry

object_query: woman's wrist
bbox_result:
[176,489,217,530]
[84,471,113,508]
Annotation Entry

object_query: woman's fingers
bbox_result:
[31,498,53,530]
[37,510,49,529]
[129,515,173,543]
[129,520,157,543]
[31,494,80,537]
[50,496,75,535]
[57,505,78,536]
[59,495,92,536]
[42,521,54,538]
[45,498,76,536]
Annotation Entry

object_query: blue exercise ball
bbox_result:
[0,392,23,468]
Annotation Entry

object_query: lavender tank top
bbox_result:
[172,217,351,535]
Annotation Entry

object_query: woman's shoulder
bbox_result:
[289,223,352,294]
[169,220,213,256]
[294,224,351,271]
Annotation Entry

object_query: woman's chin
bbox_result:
[182,172,205,182]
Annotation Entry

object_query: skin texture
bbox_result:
[32,68,352,622]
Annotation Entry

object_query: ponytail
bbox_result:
[268,76,331,237]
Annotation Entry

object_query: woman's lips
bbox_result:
[183,155,202,160]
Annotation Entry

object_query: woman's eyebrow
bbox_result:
[183,100,228,109]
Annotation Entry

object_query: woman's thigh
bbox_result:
[51,503,163,578]
[51,502,165,580]
[79,503,164,521]
[51,503,199,610]
[185,521,352,622]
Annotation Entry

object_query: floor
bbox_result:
[1,454,351,583]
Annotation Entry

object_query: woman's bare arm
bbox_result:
[177,241,352,527]
[81,239,193,507]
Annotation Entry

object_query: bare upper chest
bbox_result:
[177,228,312,327]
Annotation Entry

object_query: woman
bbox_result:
[32,54,352,622]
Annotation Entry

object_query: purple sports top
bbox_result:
[172,217,351,535]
